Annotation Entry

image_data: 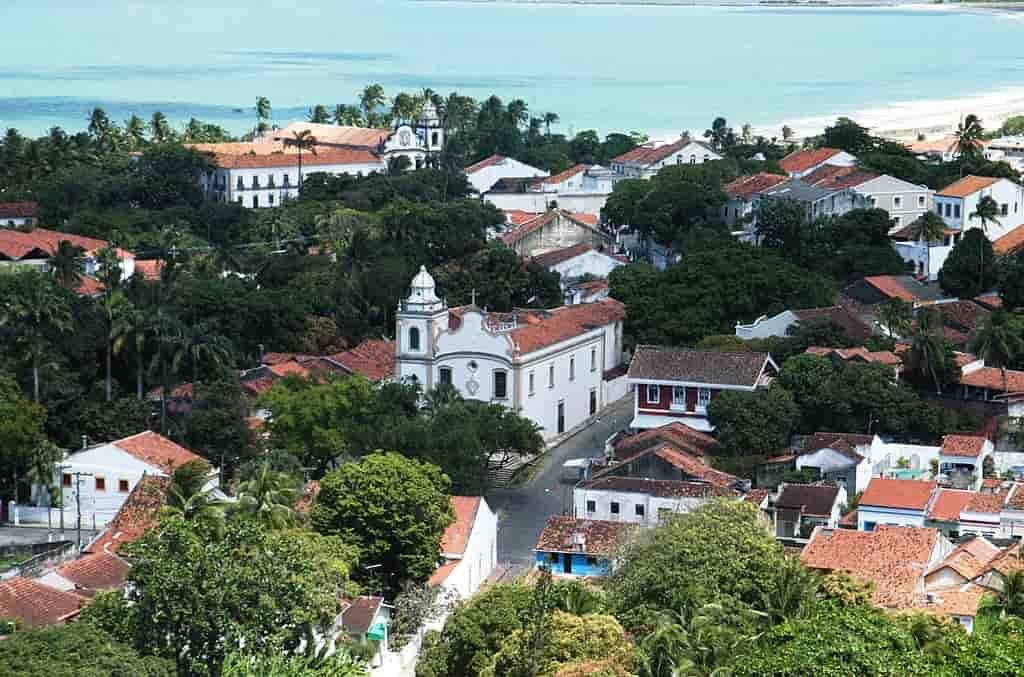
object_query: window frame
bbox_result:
[408,326,421,351]
[590,348,597,372]
[646,384,660,404]
[438,366,452,386]
[671,385,687,409]
[610,501,620,515]
[635,504,645,517]
[493,370,508,400]
[549,364,555,389]
[528,371,535,396]
[118,479,130,493]
[62,473,72,488]
[95,476,106,492]
[569,357,575,381]
[697,387,712,412]
[586,500,596,513]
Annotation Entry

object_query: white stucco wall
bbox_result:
[574,486,708,526]
[439,499,498,601]
[734,311,799,340]
[466,158,548,194]
[858,505,926,530]
[549,250,624,282]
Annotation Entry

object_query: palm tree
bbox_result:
[113,304,153,400]
[162,462,224,533]
[542,112,560,136]
[149,111,171,143]
[970,195,1001,291]
[638,604,763,677]
[781,125,794,143]
[255,96,271,134]
[391,92,417,124]
[979,570,1024,621]
[173,321,232,389]
[333,104,362,127]
[507,99,529,128]
[93,245,123,292]
[955,113,984,172]
[283,130,318,188]
[909,212,947,280]
[124,115,146,149]
[360,83,386,126]
[0,271,73,401]
[973,309,1024,401]
[758,557,819,625]
[876,299,913,339]
[100,290,129,401]
[87,107,114,149]
[231,462,300,529]
[906,307,949,395]
[307,104,330,124]
[49,240,85,290]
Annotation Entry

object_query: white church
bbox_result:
[395,267,626,440]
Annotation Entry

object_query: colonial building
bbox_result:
[498,209,610,258]
[195,105,444,208]
[0,201,39,227]
[482,164,614,216]
[0,226,136,292]
[626,346,776,432]
[534,516,635,578]
[464,154,548,194]
[778,147,857,178]
[427,496,498,601]
[395,267,625,440]
[531,243,627,302]
[610,137,722,180]
[722,172,787,231]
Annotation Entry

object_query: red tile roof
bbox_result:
[113,431,206,475]
[801,525,939,605]
[0,201,39,219]
[441,496,482,557]
[580,475,737,499]
[612,137,709,167]
[55,552,131,592]
[839,509,858,527]
[927,489,975,522]
[504,209,541,226]
[959,365,1024,394]
[994,224,1024,256]
[940,434,988,458]
[859,478,936,511]
[339,595,383,635]
[899,586,986,618]
[499,209,602,246]
[0,226,118,261]
[268,361,311,378]
[963,491,1005,515]
[805,346,901,367]
[801,164,878,191]
[863,275,919,302]
[778,147,843,174]
[937,175,1001,198]
[538,164,589,185]
[532,243,595,268]
[723,172,787,200]
[508,299,624,355]
[464,154,506,174]
[87,476,169,554]
[535,517,635,555]
[927,537,1000,580]
[744,488,769,506]
[74,275,104,297]
[428,559,460,587]
[982,542,1024,577]
[1006,484,1024,511]
[0,577,83,628]
[211,147,381,170]
[612,421,721,459]
[329,339,396,382]
[134,259,164,281]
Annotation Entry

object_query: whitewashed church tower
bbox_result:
[395,266,447,387]
[416,101,444,153]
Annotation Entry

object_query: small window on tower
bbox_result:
[439,367,452,385]
[409,327,420,351]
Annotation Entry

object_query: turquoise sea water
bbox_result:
[2,1,1024,138]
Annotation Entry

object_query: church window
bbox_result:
[408,327,420,351]
[590,348,597,372]
[690,155,697,164]
[529,371,535,395]
[493,370,508,400]
[569,357,575,381]
[549,364,555,388]
[439,367,452,385]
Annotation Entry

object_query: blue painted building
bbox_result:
[534,516,635,578]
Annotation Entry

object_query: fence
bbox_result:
[0,541,76,580]
[7,502,116,530]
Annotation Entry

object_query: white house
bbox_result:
[794,433,879,494]
[531,243,626,288]
[857,478,937,531]
[853,174,934,232]
[933,175,1023,236]
[427,496,497,600]
[394,267,625,441]
[777,147,857,178]
[464,154,548,194]
[195,105,444,209]
[482,164,614,217]
[0,201,39,227]
[937,435,994,489]
[610,137,722,180]
[0,226,136,294]
[772,483,846,539]
[24,431,217,528]
[498,209,610,259]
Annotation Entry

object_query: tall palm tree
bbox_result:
[149,111,171,143]
[0,271,73,401]
[231,462,300,529]
[507,99,529,128]
[49,240,85,290]
[307,104,330,124]
[758,557,819,625]
[333,104,362,127]
[161,464,224,535]
[391,92,416,124]
[909,212,947,280]
[124,115,146,149]
[173,321,233,389]
[113,303,153,400]
[906,307,949,395]
[877,299,913,339]
[970,195,1001,291]
[100,290,129,401]
[543,112,560,136]
[973,309,1024,401]
[93,245,123,292]
[955,113,984,172]
[638,604,763,677]
[87,107,114,150]
[360,83,386,126]
[283,130,317,188]
[255,96,271,134]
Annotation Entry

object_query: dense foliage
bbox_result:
[0,623,174,677]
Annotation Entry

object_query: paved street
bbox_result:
[487,395,634,574]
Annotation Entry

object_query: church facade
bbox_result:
[395,267,626,440]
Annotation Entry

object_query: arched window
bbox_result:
[689,155,697,164]
[409,327,421,351]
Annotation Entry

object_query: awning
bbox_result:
[629,414,713,432]
[366,621,387,641]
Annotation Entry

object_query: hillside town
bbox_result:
[3,93,1024,676]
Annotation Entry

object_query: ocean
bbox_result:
[2,0,1024,140]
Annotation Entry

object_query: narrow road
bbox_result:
[486,395,634,574]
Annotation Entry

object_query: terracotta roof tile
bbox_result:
[936,301,989,334]
[0,201,39,219]
[898,587,985,617]
[839,509,858,527]
[339,595,383,635]
[464,154,506,174]
[0,226,118,261]
[535,517,635,555]
[499,209,602,246]
[612,421,720,458]
[538,164,590,185]
[778,147,843,174]
[532,243,595,268]
[211,147,381,170]
[612,138,713,167]
[55,552,131,592]
[959,365,1024,394]
[927,537,1000,580]
[974,294,1003,310]
[134,259,164,281]
[860,478,936,511]
[863,275,919,302]
[441,496,481,557]
[744,488,769,506]
[936,175,1001,198]
[113,431,206,475]
[982,543,1024,577]
[723,172,787,200]
[579,476,737,498]
[268,361,311,378]
[267,122,390,149]
[963,491,1005,515]
[628,345,771,387]
[801,525,939,604]
[87,476,169,554]
[993,224,1024,256]
[504,209,541,226]
[0,577,83,628]
[328,339,395,382]
[508,299,624,355]
[940,434,988,458]
[927,489,975,522]
[428,559,460,587]
[801,164,878,191]
[1006,484,1024,511]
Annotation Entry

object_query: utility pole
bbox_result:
[57,464,71,535]
[69,471,93,551]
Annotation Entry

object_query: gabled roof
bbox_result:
[538,164,589,185]
[926,489,976,522]
[210,147,381,170]
[54,552,131,593]
[612,137,715,167]
[940,434,988,458]
[800,164,878,191]
[266,122,390,148]
[612,421,720,459]
[723,172,787,200]
[600,436,738,490]
[440,496,482,557]
[927,536,1000,580]
[805,346,901,367]
[0,226,120,261]
[535,517,635,556]
[328,339,396,382]
[935,300,989,335]
[134,259,164,281]
[856,275,944,303]
[801,525,940,605]
[980,542,1024,578]
[0,201,39,219]
[499,209,605,246]
[778,147,844,174]
[800,432,875,462]
[507,299,625,355]
[958,364,1024,394]
[86,476,169,555]
[993,224,1024,256]
[859,478,936,511]
[532,243,596,268]
[775,483,840,517]
[0,577,82,628]
[936,175,1002,198]
[628,346,773,388]
[464,154,506,174]
[339,596,384,635]
[111,431,206,475]
[963,491,1005,516]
